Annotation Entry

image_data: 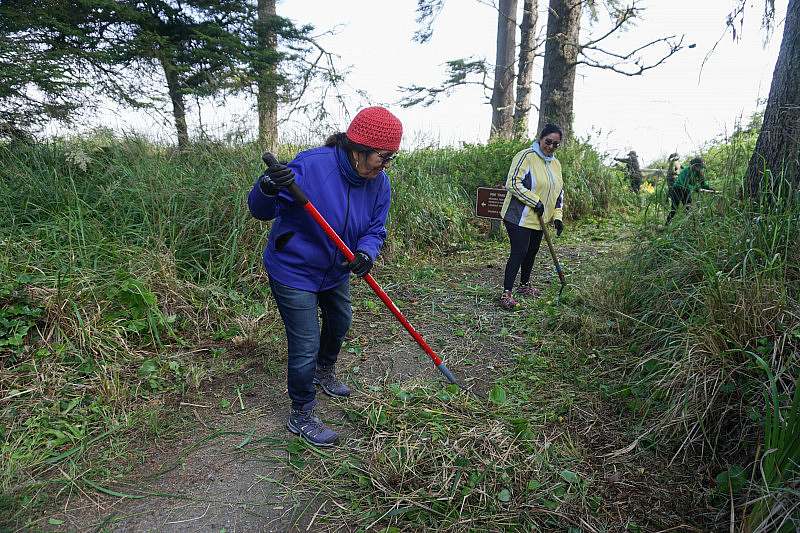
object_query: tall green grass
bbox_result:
[0,136,275,522]
[747,355,800,531]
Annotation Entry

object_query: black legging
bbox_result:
[503,220,543,291]
[666,187,692,224]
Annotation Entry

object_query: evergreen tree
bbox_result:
[95,0,257,148]
[0,1,105,137]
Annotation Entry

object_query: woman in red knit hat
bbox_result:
[248,106,402,447]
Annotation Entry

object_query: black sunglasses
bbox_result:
[371,150,398,164]
[542,139,561,148]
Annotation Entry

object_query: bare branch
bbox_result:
[476,0,517,26]
[575,35,684,76]
[543,1,688,76]
[581,34,679,61]
[579,4,638,48]
[280,34,350,122]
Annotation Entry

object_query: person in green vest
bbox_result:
[666,157,714,224]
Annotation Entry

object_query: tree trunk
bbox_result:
[537,0,581,138]
[159,54,189,149]
[514,0,538,138]
[746,0,799,196]
[256,0,278,151]
[490,0,518,140]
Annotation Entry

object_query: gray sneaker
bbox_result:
[313,364,351,398]
[287,406,339,447]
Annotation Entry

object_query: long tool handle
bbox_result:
[262,153,458,386]
[537,214,566,288]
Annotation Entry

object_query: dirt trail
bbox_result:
[36,237,615,532]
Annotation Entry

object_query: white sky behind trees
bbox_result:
[78,0,788,165]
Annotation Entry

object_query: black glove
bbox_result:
[259,161,295,196]
[554,219,564,236]
[534,200,545,217]
[348,251,373,277]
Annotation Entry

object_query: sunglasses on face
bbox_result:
[542,138,561,148]
[371,150,398,164]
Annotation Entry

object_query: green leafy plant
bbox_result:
[107,276,172,345]
[489,384,508,406]
[715,465,746,495]
[0,293,41,354]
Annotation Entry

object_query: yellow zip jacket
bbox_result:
[500,145,564,230]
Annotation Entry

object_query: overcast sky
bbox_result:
[83,0,788,165]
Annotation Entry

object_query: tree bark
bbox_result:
[490,0,518,140]
[746,0,799,196]
[256,0,278,151]
[514,0,538,138]
[537,0,581,138]
[159,54,189,149]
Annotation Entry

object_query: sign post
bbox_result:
[475,187,506,219]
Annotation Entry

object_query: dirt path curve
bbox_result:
[37,235,614,533]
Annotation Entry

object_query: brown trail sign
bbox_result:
[475,187,507,219]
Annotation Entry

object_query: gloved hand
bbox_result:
[534,200,545,217]
[348,251,373,277]
[259,161,295,196]
[554,219,564,236]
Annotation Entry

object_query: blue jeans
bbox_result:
[269,277,352,410]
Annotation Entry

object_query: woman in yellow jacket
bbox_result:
[499,123,565,310]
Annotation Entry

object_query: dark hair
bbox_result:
[538,123,563,141]
[324,132,373,153]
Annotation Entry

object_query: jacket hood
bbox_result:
[531,140,556,162]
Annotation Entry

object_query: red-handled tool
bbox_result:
[262,153,459,386]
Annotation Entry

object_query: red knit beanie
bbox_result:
[346,106,403,151]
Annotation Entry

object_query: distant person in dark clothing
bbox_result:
[666,157,714,224]
[666,153,681,188]
[614,150,643,193]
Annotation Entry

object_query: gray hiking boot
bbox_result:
[313,364,351,398]
[287,405,339,447]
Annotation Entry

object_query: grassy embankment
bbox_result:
[572,122,799,530]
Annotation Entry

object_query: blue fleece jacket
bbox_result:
[247,145,391,292]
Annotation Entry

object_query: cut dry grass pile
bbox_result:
[291,382,597,532]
